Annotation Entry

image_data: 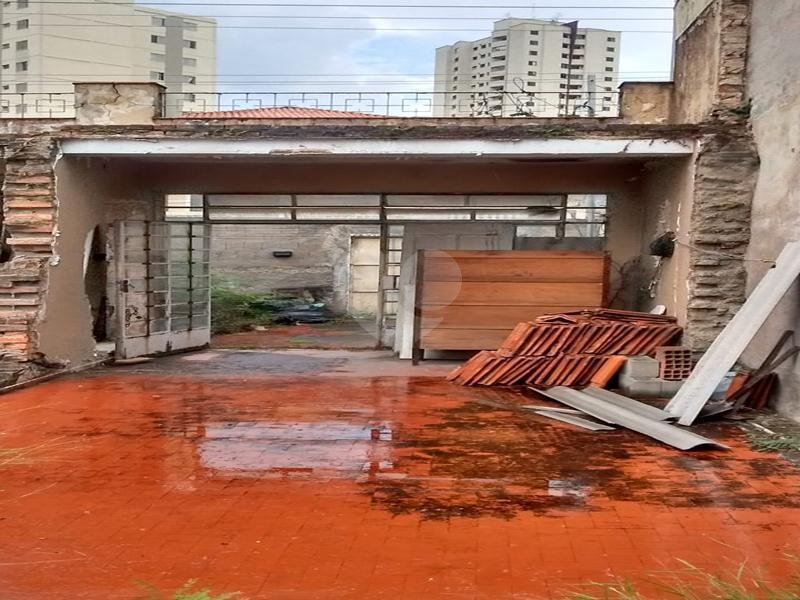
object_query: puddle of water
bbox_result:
[199,421,394,475]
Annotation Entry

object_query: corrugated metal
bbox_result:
[531,410,616,431]
[535,386,728,451]
[580,387,675,422]
[666,241,800,425]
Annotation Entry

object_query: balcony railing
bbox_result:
[0,89,621,119]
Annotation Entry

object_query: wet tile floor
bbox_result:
[1,349,799,599]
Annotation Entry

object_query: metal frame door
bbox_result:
[114,221,211,358]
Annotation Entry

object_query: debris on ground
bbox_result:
[447,309,681,387]
[665,241,800,426]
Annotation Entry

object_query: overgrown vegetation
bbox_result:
[748,433,800,453]
[138,579,241,600]
[210,288,277,335]
[564,559,800,600]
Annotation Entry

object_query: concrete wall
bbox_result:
[39,158,160,365]
[637,158,694,324]
[672,0,750,124]
[675,0,716,37]
[742,0,800,419]
[210,223,378,312]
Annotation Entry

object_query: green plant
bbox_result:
[137,579,241,600]
[210,287,276,335]
[563,559,800,600]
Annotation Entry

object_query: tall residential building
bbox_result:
[0,0,216,117]
[434,19,620,118]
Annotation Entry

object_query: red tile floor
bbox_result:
[1,349,799,599]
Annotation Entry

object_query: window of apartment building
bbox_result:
[2,23,9,29]
[563,33,570,38]
[607,36,616,42]
[492,35,507,41]
[561,53,569,59]
[152,16,166,26]
[183,57,196,67]
[527,71,536,76]
[528,60,536,65]
[150,34,164,44]
[150,53,165,62]
[562,43,569,49]
[16,19,29,29]
[604,96,612,101]
[605,77,613,82]
[184,39,197,49]
[1,43,8,49]
[529,40,538,46]
[605,67,613,72]
[559,84,566,89]
[573,55,583,60]
[15,60,27,71]
[1,64,8,70]
[530,30,538,35]
[560,63,570,69]
[150,71,165,81]
[1,85,8,90]
[15,40,27,51]
[574,44,584,50]
[606,57,614,62]
[15,82,26,92]
[606,47,615,52]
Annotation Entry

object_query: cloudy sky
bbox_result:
[149,0,674,109]
[144,0,672,110]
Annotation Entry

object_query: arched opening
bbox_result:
[83,225,108,344]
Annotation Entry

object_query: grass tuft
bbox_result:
[563,559,800,600]
[0,437,78,468]
[137,579,241,600]
[748,433,800,452]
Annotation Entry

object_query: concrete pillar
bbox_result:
[74,82,165,125]
[618,82,674,124]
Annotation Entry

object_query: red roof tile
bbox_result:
[181,106,386,119]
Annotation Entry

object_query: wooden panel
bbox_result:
[414,249,608,353]
[423,256,606,282]
[421,282,604,306]
[420,305,588,330]
[420,328,512,350]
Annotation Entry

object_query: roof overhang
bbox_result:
[59,137,695,158]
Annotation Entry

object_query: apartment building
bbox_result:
[0,0,215,117]
[434,19,620,117]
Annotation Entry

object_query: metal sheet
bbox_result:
[522,405,586,416]
[666,241,800,426]
[535,386,729,451]
[580,387,676,421]
[531,410,616,431]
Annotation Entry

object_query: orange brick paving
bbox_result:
[0,350,799,599]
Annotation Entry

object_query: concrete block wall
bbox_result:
[210,223,379,312]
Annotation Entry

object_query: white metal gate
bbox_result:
[114,221,211,358]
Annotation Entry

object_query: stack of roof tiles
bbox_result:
[447,309,682,388]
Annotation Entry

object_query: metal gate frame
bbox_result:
[114,220,211,359]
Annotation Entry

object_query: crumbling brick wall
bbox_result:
[0,135,58,368]
[686,131,759,349]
